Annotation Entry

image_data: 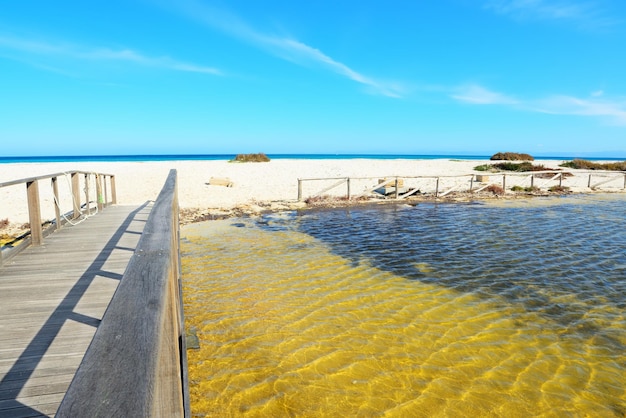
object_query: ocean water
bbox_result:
[181,194,626,417]
[1,153,625,164]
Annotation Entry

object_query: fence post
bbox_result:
[71,173,81,219]
[346,178,351,200]
[298,179,302,201]
[96,174,104,211]
[470,176,474,192]
[110,175,117,204]
[52,177,62,231]
[531,174,534,189]
[623,173,626,190]
[559,173,563,187]
[502,174,506,191]
[84,174,90,215]
[435,178,440,197]
[104,176,109,207]
[26,180,43,246]
[394,177,399,199]
[588,174,592,188]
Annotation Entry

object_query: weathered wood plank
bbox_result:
[56,170,189,418]
[0,204,150,417]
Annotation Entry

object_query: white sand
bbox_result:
[1,158,624,230]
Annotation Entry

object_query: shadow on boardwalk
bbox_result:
[0,203,151,418]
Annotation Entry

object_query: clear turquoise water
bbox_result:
[183,194,626,416]
[2,153,624,164]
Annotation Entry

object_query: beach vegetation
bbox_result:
[511,185,541,193]
[548,185,570,193]
[473,162,568,179]
[485,184,505,195]
[231,153,271,163]
[0,218,8,229]
[474,164,492,172]
[560,159,626,171]
[490,152,534,161]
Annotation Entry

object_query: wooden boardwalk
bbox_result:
[0,203,152,417]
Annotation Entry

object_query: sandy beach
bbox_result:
[1,158,625,235]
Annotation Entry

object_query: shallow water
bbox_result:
[182,194,626,417]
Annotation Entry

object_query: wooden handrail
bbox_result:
[56,169,190,417]
[1,171,116,266]
[297,170,626,201]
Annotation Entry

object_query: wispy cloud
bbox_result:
[451,83,626,124]
[170,1,406,98]
[533,94,626,123]
[452,84,518,105]
[484,0,619,28]
[0,34,222,75]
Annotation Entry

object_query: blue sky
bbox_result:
[1,0,626,157]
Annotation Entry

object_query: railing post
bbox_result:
[96,174,104,211]
[71,172,81,219]
[298,179,302,201]
[559,173,563,187]
[531,174,534,189]
[394,177,399,199]
[110,175,117,204]
[52,177,62,231]
[346,178,351,200]
[26,180,43,246]
[502,174,506,191]
[623,173,626,190]
[435,177,440,197]
[104,176,109,207]
[470,175,474,192]
[84,174,90,215]
[588,174,592,188]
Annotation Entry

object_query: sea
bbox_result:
[182,194,626,417]
[0,153,625,164]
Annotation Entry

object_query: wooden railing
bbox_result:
[56,169,190,418]
[297,171,626,201]
[0,171,116,265]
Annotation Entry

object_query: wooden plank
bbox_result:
[0,204,150,417]
[57,170,188,418]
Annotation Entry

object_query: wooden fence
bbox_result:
[297,171,626,201]
[56,169,190,417]
[0,171,116,265]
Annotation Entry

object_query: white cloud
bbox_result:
[451,82,626,125]
[0,34,222,75]
[451,84,518,105]
[172,0,405,98]
[484,0,619,27]
[533,94,626,124]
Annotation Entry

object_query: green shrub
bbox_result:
[231,153,271,163]
[548,185,570,193]
[491,152,534,161]
[474,164,493,172]
[510,185,525,192]
[560,159,626,171]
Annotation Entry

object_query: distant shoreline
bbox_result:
[2,153,626,164]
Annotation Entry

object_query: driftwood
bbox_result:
[208,177,234,187]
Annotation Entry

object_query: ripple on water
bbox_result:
[182,194,626,417]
